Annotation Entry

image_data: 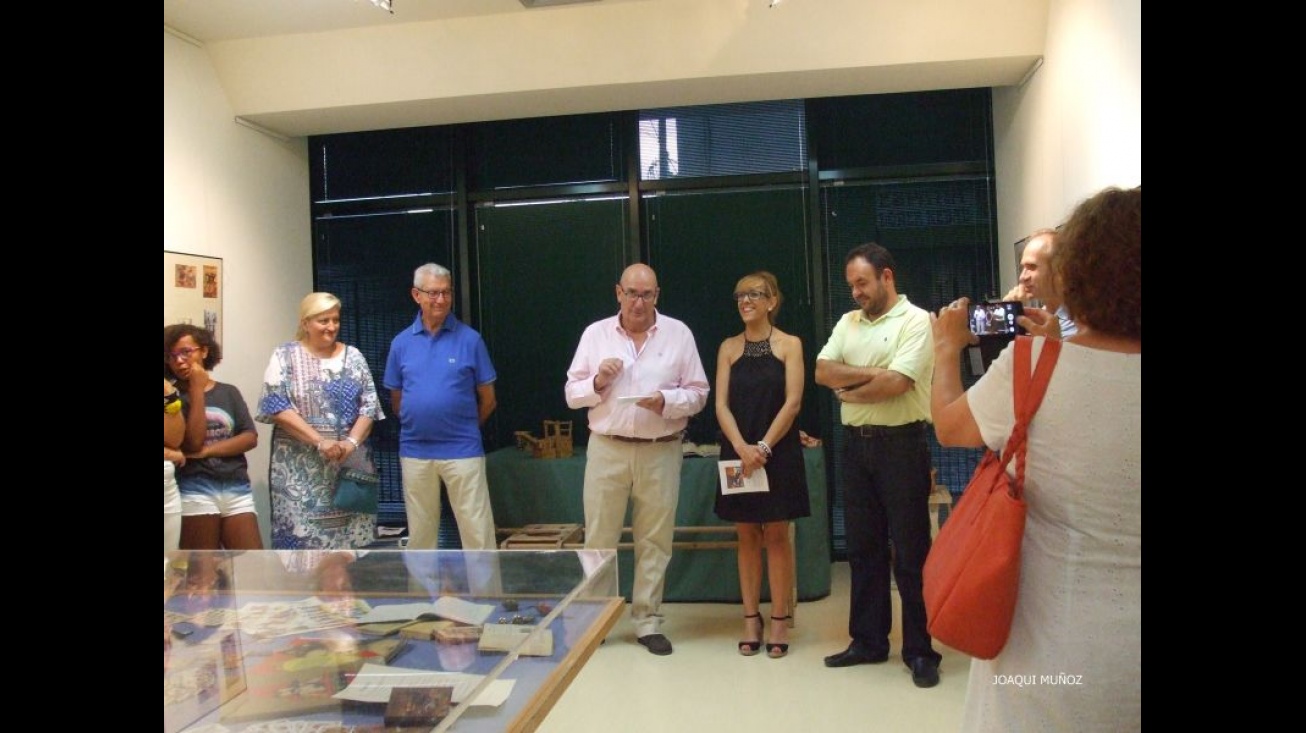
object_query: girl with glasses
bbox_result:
[163,323,263,550]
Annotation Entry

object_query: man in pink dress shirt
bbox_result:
[565,263,709,656]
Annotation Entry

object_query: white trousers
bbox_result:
[399,456,498,550]
[164,460,182,553]
[583,435,682,637]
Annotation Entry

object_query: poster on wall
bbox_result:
[164,251,223,345]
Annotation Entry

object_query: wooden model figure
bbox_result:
[514,420,574,459]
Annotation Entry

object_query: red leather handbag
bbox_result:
[923,336,1060,659]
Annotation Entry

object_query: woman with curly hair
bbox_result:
[932,185,1141,731]
[164,323,262,549]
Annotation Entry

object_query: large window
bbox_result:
[644,186,817,445]
[474,197,628,451]
[639,100,806,180]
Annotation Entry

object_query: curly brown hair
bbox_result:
[1054,186,1141,342]
[163,323,223,377]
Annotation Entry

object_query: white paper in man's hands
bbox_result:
[616,395,652,405]
[718,461,770,495]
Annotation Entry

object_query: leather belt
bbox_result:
[604,432,683,444]
[846,421,926,438]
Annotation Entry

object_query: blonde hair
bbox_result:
[296,292,342,340]
[735,271,783,324]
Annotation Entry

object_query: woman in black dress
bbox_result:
[714,271,810,658]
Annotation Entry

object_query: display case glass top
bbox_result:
[164,549,621,733]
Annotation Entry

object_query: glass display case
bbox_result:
[164,549,621,733]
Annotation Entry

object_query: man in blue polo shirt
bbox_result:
[384,263,499,551]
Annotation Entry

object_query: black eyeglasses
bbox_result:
[415,287,452,301]
[621,289,658,302]
[733,290,769,303]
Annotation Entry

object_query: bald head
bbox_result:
[615,263,660,334]
[1018,231,1062,311]
[621,263,658,289]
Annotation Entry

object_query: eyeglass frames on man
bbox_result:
[415,287,452,301]
[622,289,658,302]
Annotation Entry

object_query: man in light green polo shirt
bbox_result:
[814,242,942,689]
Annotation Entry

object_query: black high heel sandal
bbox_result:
[738,613,763,656]
[767,615,792,658]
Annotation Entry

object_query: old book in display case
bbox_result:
[385,685,454,727]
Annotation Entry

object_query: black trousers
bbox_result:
[841,422,941,664]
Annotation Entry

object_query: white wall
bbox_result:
[992,0,1141,290]
[164,31,312,545]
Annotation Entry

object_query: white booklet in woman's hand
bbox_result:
[718,460,770,495]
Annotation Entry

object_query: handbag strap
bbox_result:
[999,336,1062,498]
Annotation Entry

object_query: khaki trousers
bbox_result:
[399,456,498,551]
[583,435,682,637]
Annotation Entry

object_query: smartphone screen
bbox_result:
[969,301,1024,337]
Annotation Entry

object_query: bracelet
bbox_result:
[344,436,360,449]
[316,439,327,451]
[756,440,772,458]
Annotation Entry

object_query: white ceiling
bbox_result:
[163,0,651,44]
[163,0,1045,138]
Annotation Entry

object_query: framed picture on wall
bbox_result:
[164,251,223,345]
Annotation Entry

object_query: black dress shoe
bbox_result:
[637,633,673,656]
[909,657,940,688]
[823,645,888,668]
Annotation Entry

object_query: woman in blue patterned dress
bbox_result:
[257,292,385,549]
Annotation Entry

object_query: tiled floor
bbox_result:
[537,562,968,733]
